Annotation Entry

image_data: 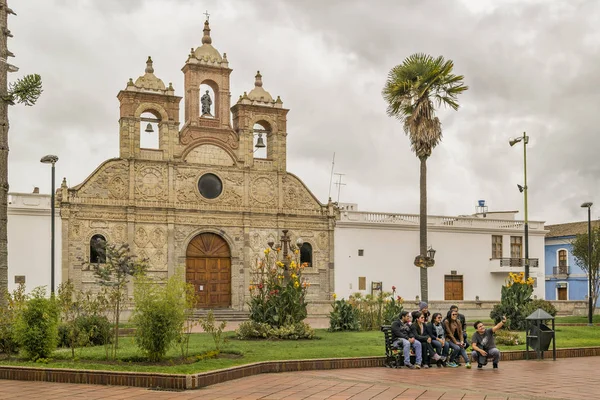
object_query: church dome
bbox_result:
[247,71,273,102]
[134,56,166,91]
[193,20,223,62]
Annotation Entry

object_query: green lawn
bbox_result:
[1,326,599,374]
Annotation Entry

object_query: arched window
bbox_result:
[140,111,159,149]
[300,242,312,267]
[200,84,216,118]
[90,234,107,264]
[558,250,567,266]
[253,121,270,159]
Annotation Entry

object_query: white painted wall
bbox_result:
[7,193,62,293]
[334,210,546,302]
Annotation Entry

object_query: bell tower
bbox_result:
[117,57,181,161]
[231,71,289,171]
[180,20,232,137]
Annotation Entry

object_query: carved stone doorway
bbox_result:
[186,232,231,308]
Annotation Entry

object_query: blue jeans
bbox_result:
[448,342,468,363]
[471,348,500,364]
[432,339,449,358]
[400,338,422,365]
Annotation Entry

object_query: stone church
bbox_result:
[58,20,335,311]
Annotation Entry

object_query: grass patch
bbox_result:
[1,327,600,374]
[554,315,600,324]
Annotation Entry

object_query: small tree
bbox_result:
[57,280,83,358]
[571,226,600,313]
[132,273,187,362]
[177,277,199,358]
[14,286,59,361]
[88,242,147,359]
[0,283,27,358]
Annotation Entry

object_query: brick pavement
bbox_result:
[0,356,597,399]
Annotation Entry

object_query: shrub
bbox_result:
[247,247,310,329]
[0,284,26,358]
[77,314,112,346]
[198,310,227,352]
[14,287,59,361]
[328,298,360,332]
[345,287,403,331]
[494,329,520,346]
[132,274,187,362]
[382,287,404,326]
[490,272,534,331]
[523,299,557,323]
[236,321,314,340]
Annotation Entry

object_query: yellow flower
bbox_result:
[264,248,271,255]
[290,261,297,269]
[249,285,255,291]
[332,293,337,300]
[278,274,284,280]
[276,261,285,268]
[291,273,298,279]
[294,280,300,288]
[294,249,299,255]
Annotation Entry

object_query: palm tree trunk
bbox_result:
[0,2,9,303]
[419,156,428,302]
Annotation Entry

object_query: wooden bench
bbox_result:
[381,325,415,368]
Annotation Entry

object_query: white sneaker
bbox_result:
[432,353,441,361]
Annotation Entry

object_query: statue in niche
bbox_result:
[201,90,213,116]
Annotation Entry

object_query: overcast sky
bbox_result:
[7,0,600,224]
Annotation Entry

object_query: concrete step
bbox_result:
[191,309,250,321]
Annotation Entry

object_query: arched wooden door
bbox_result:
[186,233,231,308]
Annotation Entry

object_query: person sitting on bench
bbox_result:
[410,311,441,368]
[471,316,506,369]
[391,310,422,369]
[444,309,471,368]
[426,312,449,366]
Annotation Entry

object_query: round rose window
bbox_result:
[197,173,223,199]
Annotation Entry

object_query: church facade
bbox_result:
[58,20,335,310]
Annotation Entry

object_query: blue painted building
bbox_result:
[545,221,600,304]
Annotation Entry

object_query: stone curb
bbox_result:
[1,347,599,390]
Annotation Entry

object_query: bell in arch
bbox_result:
[144,123,154,133]
[255,133,266,149]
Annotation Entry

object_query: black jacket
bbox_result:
[410,322,429,342]
[425,322,443,340]
[391,319,413,341]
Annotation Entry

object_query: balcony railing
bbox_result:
[499,258,539,268]
[553,266,569,275]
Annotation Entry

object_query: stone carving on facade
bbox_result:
[317,231,329,250]
[180,131,239,149]
[282,175,321,211]
[108,176,128,199]
[185,144,235,166]
[135,165,167,201]
[250,176,276,206]
[79,161,129,199]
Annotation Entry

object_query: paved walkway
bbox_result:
[0,356,596,399]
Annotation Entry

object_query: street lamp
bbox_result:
[40,154,58,294]
[581,201,593,326]
[509,132,530,281]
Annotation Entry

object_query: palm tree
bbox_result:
[382,53,467,302]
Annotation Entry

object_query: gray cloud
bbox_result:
[7,0,600,224]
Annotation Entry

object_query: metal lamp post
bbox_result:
[40,154,58,294]
[509,132,530,281]
[581,202,593,326]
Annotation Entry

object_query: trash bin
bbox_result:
[525,308,556,360]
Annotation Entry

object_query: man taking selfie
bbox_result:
[471,316,506,369]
